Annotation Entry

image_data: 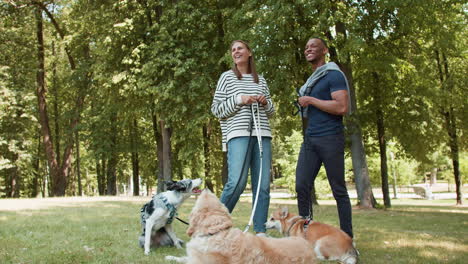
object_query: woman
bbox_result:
[211,40,275,236]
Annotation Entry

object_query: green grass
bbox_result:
[0,197,467,263]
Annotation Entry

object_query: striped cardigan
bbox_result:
[211,70,275,151]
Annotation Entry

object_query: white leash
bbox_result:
[244,102,263,233]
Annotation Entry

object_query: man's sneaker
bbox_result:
[303,217,311,229]
[256,232,267,237]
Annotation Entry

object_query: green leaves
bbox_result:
[1,0,466,197]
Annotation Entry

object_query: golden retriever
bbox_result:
[265,207,358,264]
[166,189,316,264]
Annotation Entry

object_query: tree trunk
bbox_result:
[68,162,76,196]
[156,130,164,193]
[435,50,462,205]
[42,161,48,197]
[131,119,140,196]
[326,0,377,208]
[106,156,117,195]
[96,159,102,195]
[444,103,461,205]
[443,57,462,205]
[373,72,391,208]
[346,72,377,208]
[333,56,376,208]
[31,133,41,197]
[151,99,165,194]
[96,157,106,195]
[203,124,215,192]
[161,120,172,185]
[35,6,64,197]
[106,113,118,195]
[430,168,438,185]
[7,154,20,198]
[34,3,89,197]
[75,129,82,196]
[377,108,391,207]
[52,41,61,166]
[215,1,229,194]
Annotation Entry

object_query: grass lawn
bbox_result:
[0,196,467,264]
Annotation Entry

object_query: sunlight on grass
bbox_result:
[0,196,467,263]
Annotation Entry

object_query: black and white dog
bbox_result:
[139,178,202,255]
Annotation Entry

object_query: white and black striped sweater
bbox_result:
[211,70,275,151]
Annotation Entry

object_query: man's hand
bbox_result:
[298,90,349,116]
[298,96,313,107]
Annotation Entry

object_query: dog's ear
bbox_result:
[165,180,177,190]
[187,226,194,237]
[165,181,188,192]
[175,184,187,192]
[281,207,289,218]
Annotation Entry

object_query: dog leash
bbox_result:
[243,102,263,233]
[176,217,189,225]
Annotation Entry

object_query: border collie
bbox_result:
[139,178,202,255]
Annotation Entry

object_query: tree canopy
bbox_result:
[1,0,466,205]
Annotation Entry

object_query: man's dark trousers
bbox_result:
[295,132,353,238]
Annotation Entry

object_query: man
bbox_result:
[295,37,353,238]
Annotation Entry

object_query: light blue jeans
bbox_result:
[220,136,272,232]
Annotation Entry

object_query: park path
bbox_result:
[1,186,466,211]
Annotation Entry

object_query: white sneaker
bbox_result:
[256,233,267,237]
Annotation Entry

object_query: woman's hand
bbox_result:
[240,94,267,105]
[256,95,267,105]
[241,95,258,105]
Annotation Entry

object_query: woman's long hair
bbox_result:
[230,40,259,84]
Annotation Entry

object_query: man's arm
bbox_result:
[298,89,349,116]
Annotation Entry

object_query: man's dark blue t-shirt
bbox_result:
[305,70,347,137]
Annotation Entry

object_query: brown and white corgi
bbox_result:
[265,207,358,264]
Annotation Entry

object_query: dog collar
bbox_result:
[195,226,231,238]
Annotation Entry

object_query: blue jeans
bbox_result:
[220,136,272,233]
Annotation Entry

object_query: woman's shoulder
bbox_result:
[258,74,268,84]
[220,70,235,79]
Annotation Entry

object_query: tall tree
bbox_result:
[130,119,140,196]
[395,0,466,204]
[30,0,91,196]
[323,0,377,208]
[352,0,404,208]
[0,4,37,197]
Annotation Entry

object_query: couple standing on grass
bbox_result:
[211,38,353,239]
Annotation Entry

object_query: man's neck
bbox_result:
[311,60,326,72]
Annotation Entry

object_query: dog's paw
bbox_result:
[138,236,145,248]
[175,239,184,249]
[144,250,150,255]
[166,255,188,263]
